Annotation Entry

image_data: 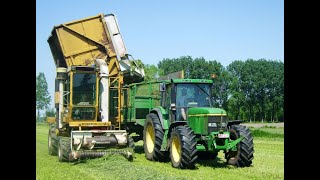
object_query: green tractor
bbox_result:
[124,78,254,168]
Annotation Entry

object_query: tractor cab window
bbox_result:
[176,83,211,108]
[175,83,212,121]
[72,73,96,105]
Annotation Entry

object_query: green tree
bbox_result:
[143,64,159,81]
[46,107,56,117]
[227,59,284,122]
[36,72,51,122]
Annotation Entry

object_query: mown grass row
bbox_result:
[37,124,284,180]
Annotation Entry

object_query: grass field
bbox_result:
[36,124,284,180]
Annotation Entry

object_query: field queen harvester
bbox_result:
[47,14,144,162]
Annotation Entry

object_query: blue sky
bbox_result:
[36,0,284,108]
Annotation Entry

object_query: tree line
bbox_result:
[37,56,284,122]
[143,56,284,122]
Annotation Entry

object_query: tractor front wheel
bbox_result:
[169,125,198,169]
[226,125,254,167]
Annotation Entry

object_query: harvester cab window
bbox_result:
[72,73,96,105]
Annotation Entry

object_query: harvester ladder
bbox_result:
[109,74,124,129]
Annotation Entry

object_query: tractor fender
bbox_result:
[150,107,168,130]
[227,120,243,129]
[167,121,188,140]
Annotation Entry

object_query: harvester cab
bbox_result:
[47,14,144,162]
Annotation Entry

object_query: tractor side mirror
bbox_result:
[159,83,166,92]
[170,103,176,111]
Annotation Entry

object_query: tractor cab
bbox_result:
[161,79,217,121]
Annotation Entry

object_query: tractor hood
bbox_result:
[188,107,227,116]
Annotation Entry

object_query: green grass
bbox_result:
[250,127,284,138]
[37,125,284,180]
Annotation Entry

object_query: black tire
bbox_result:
[128,135,135,150]
[48,128,58,156]
[143,113,167,161]
[169,125,198,169]
[226,125,254,167]
[58,137,71,162]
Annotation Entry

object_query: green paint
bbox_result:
[227,136,244,151]
[188,115,208,134]
[188,107,226,115]
[161,129,169,151]
[171,79,213,84]
[196,144,206,151]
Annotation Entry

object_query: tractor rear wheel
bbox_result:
[143,113,167,161]
[58,137,71,162]
[48,127,58,156]
[169,125,198,169]
[226,125,254,167]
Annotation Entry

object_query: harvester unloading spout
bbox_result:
[104,14,145,81]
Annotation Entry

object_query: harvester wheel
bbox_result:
[226,125,254,167]
[143,113,167,161]
[58,137,71,162]
[48,128,58,156]
[169,125,198,169]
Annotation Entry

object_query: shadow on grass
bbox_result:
[134,144,145,154]
[134,144,230,169]
[196,156,229,168]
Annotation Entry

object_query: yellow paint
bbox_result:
[171,135,181,163]
[49,14,119,68]
[69,121,111,127]
[54,92,60,104]
[47,117,55,124]
[146,124,155,153]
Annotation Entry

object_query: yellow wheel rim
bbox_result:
[146,123,155,153]
[171,135,181,163]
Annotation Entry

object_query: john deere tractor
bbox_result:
[124,78,254,168]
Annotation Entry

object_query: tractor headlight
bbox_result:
[208,122,217,127]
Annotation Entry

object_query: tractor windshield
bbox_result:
[176,83,212,108]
